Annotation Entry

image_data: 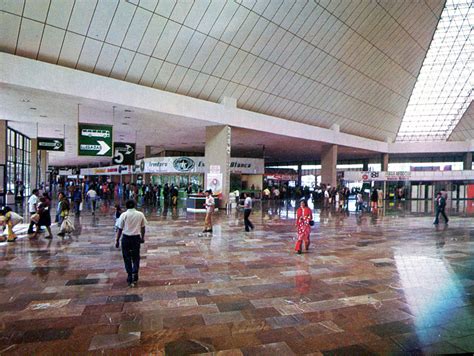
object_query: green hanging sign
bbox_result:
[37,137,64,151]
[78,123,113,157]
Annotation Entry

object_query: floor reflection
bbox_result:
[0,200,472,354]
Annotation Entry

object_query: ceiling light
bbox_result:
[40,115,47,118]
[122,123,128,126]
[124,116,131,119]
[30,107,37,110]
[21,99,30,103]
[124,109,133,113]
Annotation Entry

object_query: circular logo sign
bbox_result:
[173,157,195,172]
[140,160,145,172]
[362,174,369,181]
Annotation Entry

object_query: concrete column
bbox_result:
[297,164,302,186]
[205,125,231,208]
[464,152,473,170]
[381,153,389,171]
[144,145,152,184]
[40,150,48,188]
[321,144,337,187]
[362,159,369,171]
[31,138,39,189]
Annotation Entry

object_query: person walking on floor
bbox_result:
[203,189,214,234]
[34,195,53,239]
[115,199,147,287]
[27,189,40,234]
[86,186,98,215]
[57,193,71,236]
[295,199,313,254]
[72,186,82,216]
[242,192,254,232]
[434,192,449,225]
[370,188,378,211]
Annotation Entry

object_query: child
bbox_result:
[0,206,23,242]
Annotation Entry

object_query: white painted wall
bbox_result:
[1,53,473,156]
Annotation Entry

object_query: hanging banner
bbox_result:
[78,123,113,157]
[112,142,136,165]
[343,170,474,182]
[135,157,264,174]
[37,137,64,151]
[206,173,223,194]
[343,171,411,182]
[81,165,130,176]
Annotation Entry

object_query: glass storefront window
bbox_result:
[5,128,31,197]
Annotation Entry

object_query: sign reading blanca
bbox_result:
[136,157,264,174]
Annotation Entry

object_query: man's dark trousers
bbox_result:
[434,207,448,224]
[121,234,141,283]
[244,209,254,231]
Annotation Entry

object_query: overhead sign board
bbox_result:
[37,137,64,151]
[81,165,131,176]
[136,157,264,174]
[78,123,113,157]
[112,142,136,165]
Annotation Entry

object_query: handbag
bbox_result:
[30,213,40,224]
[60,216,75,234]
[309,220,315,227]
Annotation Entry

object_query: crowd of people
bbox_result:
[1,179,451,287]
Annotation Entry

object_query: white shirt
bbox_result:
[28,195,38,213]
[244,196,252,209]
[205,195,215,213]
[119,208,147,236]
[87,189,97,199]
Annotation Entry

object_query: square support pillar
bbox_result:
[321,144,337,187]
[362,159,369,171]
[31,138,39,189]
[464,152,472,170]
[40,150,48,189]
[144,145,152,184]
[381,153,389,172]
[205,125,231,208]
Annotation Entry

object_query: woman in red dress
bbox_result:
[295,200,313,254]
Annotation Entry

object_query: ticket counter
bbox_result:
[186,194,219,213]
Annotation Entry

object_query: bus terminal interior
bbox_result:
[0,0,473,354]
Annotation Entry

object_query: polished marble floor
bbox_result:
[0,200,473,355]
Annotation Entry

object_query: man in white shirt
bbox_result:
[203,189,214,233]
[242,193,254,232]
[86,186,98,215]
[115,200,147,287]
[27,189,40,234]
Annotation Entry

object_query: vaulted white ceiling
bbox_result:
[0,0,445,142]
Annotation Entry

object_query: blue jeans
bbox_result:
[121,235,141,283]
